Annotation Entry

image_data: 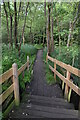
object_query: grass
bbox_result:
[43,47,56,85]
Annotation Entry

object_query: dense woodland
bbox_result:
[1,1,80,106]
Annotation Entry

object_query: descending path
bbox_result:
[31,50,63,97]
[7,50,80,119]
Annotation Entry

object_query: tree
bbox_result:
[14,1,18,48]
[47,3,51,55]
[3,1,11,47]
[18,2,29,55]
[8,2,13,47]
[51,2,54,52]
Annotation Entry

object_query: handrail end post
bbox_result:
[12,63,20,106]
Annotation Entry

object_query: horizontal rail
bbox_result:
[0,84,14,105]
[18,62,28,76]
[49,65,80,96]
[0,68,13,84]
[47,55,80,77]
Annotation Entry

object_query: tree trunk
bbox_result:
[8,2,13,47]
[55,4,61,53]
[67,21,73,47]
[67,2,80,47]
[14,2,18,48]
[44,0,46,47]
[18,2,29,56]
[3,2,11,47]
[51,3,54,52]
[47,3,51,55]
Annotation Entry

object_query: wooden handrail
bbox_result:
[47,55,80,77]
[49,65,80,96]
[47,54,80,109]
[0,68,13,84]
[0,56,29,117]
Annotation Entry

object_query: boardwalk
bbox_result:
[7,50,80,119]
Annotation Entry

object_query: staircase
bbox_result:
[8,94,79,119]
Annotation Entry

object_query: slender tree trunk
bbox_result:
[18,1,21,22]
[55,4,61,54]
[18,2,29,56]
[44,0,46,47]
[47,3,51,55]
[51,3,54,52]
[67,2,80,47]
[14,2,18,48]
[8,2,13,47]
[3,2,11,47]
[67,21,73,47]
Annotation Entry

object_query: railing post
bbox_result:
[68,80,73,102]
[12,63,20,106]
[27,56,29,70]
[64,70,70,99]
[54,62,56,81]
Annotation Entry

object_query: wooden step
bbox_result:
[19,103,79,116]
[23,94,68,104]
[26,99,74,109]
[8,105,79,118]
[29,94,67,103]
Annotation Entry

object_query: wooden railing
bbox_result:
[46,53,80,109]
[0,56,29,117]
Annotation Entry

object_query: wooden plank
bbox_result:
[0,84,14,105]
[18,62,28,76]
[48,55,80,77]
[65,71,71,99]
[0,68,13,84]
[49,65,80,96]
[3,100,15,118]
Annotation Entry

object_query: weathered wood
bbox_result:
[12,63,20,106]
[0,68,13,84]
[65,71,71,99]
[62,81,65,90]
[49,65,80,96]
[27,56,29,70]
[0,84,14,105]
[54,63,56,81]
[48,55,80,77]
[3,100,15,118]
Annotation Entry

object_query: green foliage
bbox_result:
[34,44,43,50]
[43,45,80,87]
[21,44,37,56]
[2,43,37,95]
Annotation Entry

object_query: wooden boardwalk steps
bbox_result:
[1,50,80,119]
[8,94,79,119]
[7,50,80,119]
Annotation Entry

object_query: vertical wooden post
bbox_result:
[12,63,20,106]
[54,62,56,81]
[62,70,66,90]
[27,56,29,70]
[64,70,70,99]
[68,80,73,102]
